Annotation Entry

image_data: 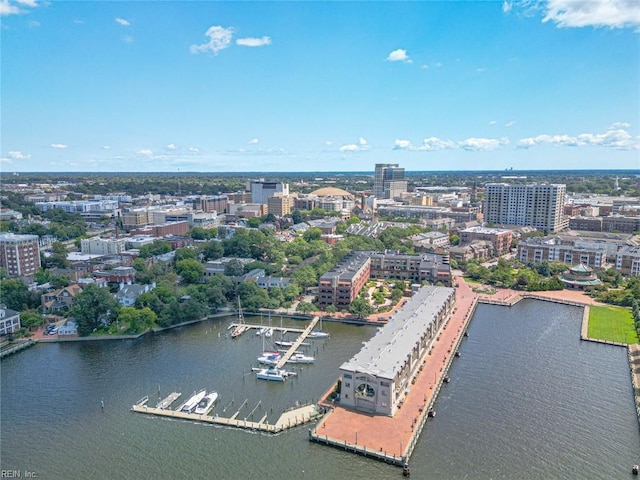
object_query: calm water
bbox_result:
[2,301,638,479]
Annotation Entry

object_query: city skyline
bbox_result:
[1,0,639,173]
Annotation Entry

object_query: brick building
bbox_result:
[0,233,41,278]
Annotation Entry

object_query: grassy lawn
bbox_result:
[463,277,483,284]
[588,305,639,344]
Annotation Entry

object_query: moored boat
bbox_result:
[287,352,315,364]
[180,389,207,413]
[257,351,281,365]
[194,391,218,415]
[254,366,296,382]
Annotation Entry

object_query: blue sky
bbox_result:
[1,0,639,173]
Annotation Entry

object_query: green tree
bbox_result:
[0,278,39,311]
[303,227,323,242]
[224,259,245,277]
[296,301,315,314]
[349,296,374,318]
[175,247,197,262]
[20,309,44,329]
[292,265,317,290]
[71,284,119,336]
[176,258,205,283]
[189,227,216,240]
[48,242,70,268]
[201,240,224,261]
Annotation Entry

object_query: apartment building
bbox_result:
[199,195,229,214]
[318,251,371,309]
[267,194,292,217]
[0,233,41,278]
[517,237,606,268]
[80,236,126,256]
[459,226,513,255]
[615,246,640,276]
[374,163,407,199]
[484,183,566,233]
[369,251,451,286]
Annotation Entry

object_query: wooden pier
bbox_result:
[131,397,320,433]
[156,392,181,409]
[275,316,320,368]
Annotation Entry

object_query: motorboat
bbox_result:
[254,367,296,382]
[264,327,273,338]
[255,326,267,336]
[274,340,310,347]
[180,389,207,413]
[309,331,329,338]
[287,352,315,364]
[194,391,218,415]
[257,351,281,366]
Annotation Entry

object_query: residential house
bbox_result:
[115,283,156,307]
[0,305,21,336]
[41,284,83,313]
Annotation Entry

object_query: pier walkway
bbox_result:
[131,393,319,433]
[275,316,320,368]
[310,276,477,466]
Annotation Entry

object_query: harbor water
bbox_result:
[1,300,639,479]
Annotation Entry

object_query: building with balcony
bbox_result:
[484,183,566,233]
[318,251,371,309]
[517,237,606,268]
[80,236,126,256]
[459,226,513,256]
[615,246,640,276]
[369,251,451,286]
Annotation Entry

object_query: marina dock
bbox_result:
[132,393,320,433]
[275,316,320,368]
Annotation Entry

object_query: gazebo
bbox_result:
[559,263,601,290]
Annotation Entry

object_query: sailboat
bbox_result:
[257,327,281,365]
[309,316,329,338]
[264,312,273,337]
[231,297,247,338]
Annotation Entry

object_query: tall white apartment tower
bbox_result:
[374,163,407,199]
[484,183,566,233]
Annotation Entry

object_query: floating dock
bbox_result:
[275,316,320,368]
[131,400,320,433]
[156,392,181,409]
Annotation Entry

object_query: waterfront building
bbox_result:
[0,305,21,336]
[339,285,455,416]
[459,226,513,256]
[374,163,407,200]
[559,264,602,290]
[484,183,566,233]
[318,251,371,309]
[517,236,606,268]
[0,233,41,278]
[615,246,640,276]
[80,236,126,256]
[369,251,451,286]
[41,284,83,313]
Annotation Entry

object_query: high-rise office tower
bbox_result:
[374,163,407,199]
[483,183,566,233]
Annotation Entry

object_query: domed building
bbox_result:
[559,263,602,290]
[308,187,355,214]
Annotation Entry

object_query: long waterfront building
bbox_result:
[339,286,456,416]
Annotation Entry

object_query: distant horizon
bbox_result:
[1,1,638,172]
[2,168,639,177]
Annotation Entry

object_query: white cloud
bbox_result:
[476,67,486,73]
[0,157,12,163]
[459,137,509,151]
[610,121,631,129]
[123,35,134,44]
[15,0,37,7]
[339,138,369,153]
[543,0,640,29]
[502,1,512,13]
[505,120,516,127]
[419,137,457,151]
[386,49,412,63]
[166,143,177,150]
[136,149,153,156]
[115,17,130,27]
[434,62,443,68]
[517,127,639,149]
[102,145,110,150]
[0,0,26,16]
[8,150,31,159]
[50,143,67,149]
[188,146,200,153]
[393,139,413,150]
[190,26,234,55]
[236,36,271,47]
[325,140,333,146]
[28,19,39,27]
[248,138,259,145]
[489,120,498,125]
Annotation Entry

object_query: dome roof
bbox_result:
[310,187,353,198]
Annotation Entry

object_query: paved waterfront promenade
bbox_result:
[311,276,477,464]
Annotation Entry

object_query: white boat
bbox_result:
[274,340,310,347]
[257,351,281,365]
[255,326,267,336]
[180,389,207,413]
[264,327,273,338]
[194,391,218,415]
[254,367,297,382]
[309,331,329,338]
[287,352,315,364]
